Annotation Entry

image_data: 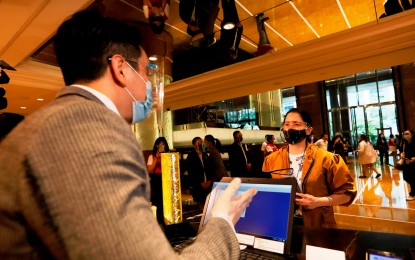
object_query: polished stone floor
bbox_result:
[334,155,415,235]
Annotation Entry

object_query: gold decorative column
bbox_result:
[161,152,182,224]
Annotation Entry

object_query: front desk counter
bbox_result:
[292,226,415,259]
[169,209,415,260]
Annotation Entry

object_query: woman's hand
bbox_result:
[295,193,328,209]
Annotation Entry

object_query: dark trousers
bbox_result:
[403,163,415,197]
[379,150,389,165]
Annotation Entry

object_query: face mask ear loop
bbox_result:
[280,129,287,143]
[124,87,137,102]
[125,60,147,84]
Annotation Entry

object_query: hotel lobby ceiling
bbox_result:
[0,0,414,116]
[31,0,389,67]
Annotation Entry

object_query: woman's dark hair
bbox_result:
[152,137,170,155]
[192,136,202,145]
[359,134,367,142]
[266,135,274,143]
[205,134,223,153]
[283,108,312,126]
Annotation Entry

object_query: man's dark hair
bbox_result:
[283,108,312,126]
[54,9,142,86]
[233,130,241,138]
[149,16,165,34]
[360,134,367,141]
[191,136,202,145]
[205,134,223,153]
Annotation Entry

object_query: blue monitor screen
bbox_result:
[204,182,292,242]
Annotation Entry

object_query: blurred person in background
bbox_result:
[186,136,212,204]
[388,133,398,165]
[204,134,228,181]
[400,130,415,201]
[264,134,277,158]
[147,136,170,173]
[228,130,251,177]
[356,134,381,179]
[376,133,389,166]
[314,133,329,151]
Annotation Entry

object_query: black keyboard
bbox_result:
[240,250,276,260]
[173,239,286,259]
[172,237,196,252]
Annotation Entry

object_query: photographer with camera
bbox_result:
[401,130,415,201]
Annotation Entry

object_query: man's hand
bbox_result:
[211,178,257,225]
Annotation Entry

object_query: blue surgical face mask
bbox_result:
[132,82,152,123]
[124,61,153,123]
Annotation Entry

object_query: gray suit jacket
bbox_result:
[0,86,239,259]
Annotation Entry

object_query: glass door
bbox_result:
[350,106,366,149]
[381,104,399,136]
[365,105,381,144]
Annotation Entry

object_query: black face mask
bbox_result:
[283,129,307,144]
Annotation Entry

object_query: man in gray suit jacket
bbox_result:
[0,9,256,259]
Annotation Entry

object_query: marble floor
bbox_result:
[334,155,415,235]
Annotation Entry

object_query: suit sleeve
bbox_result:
[28,103,239,259]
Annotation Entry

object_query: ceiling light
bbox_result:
[149,56,158,61]
[20,106,26,109]
[37,98,44,101]
[222,22,235,30]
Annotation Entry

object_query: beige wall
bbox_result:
[295,82,326,138]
